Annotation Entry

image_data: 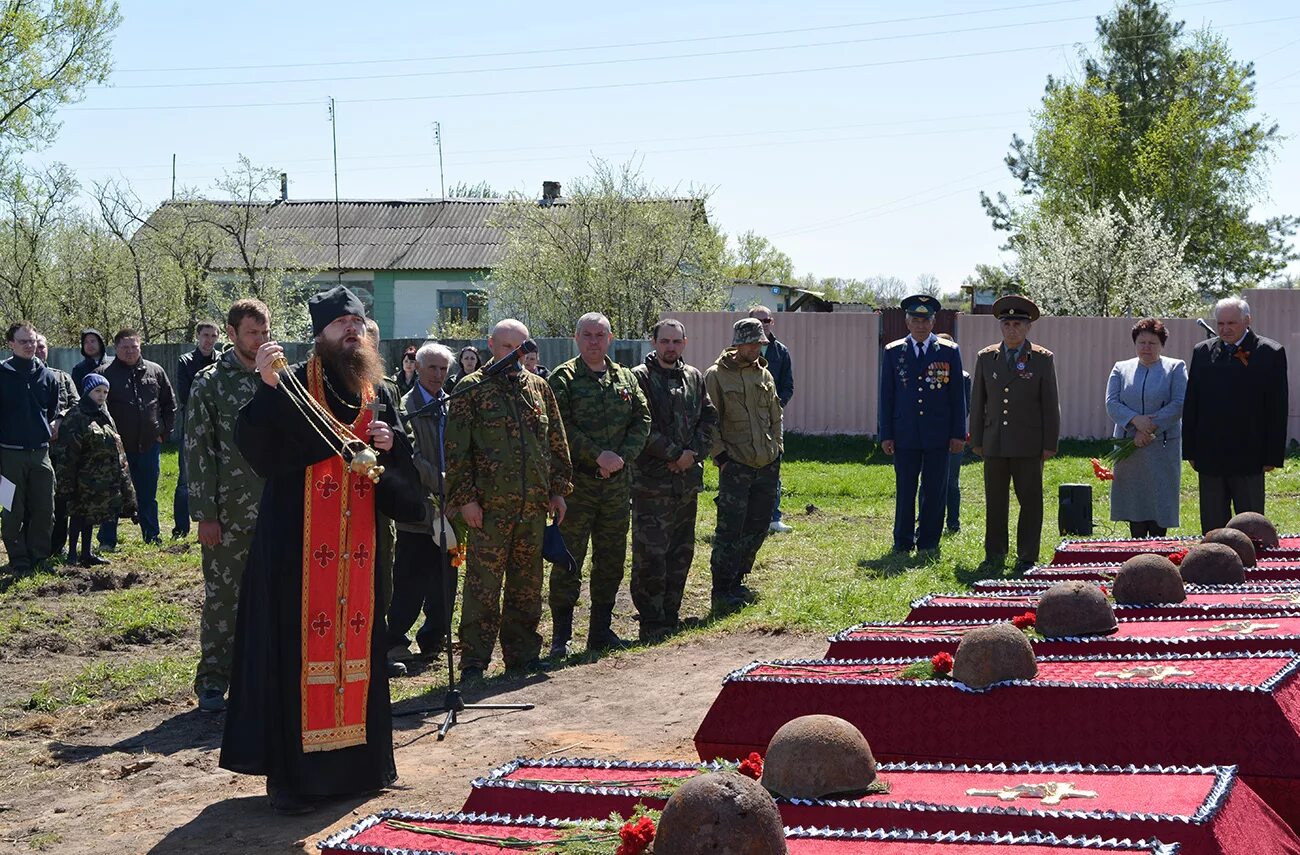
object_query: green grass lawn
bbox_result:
[6,438,1300,717]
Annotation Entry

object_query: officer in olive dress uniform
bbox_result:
[970,296,1060,573]
[878,295,967,555]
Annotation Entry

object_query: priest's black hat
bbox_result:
[309,285,367,337]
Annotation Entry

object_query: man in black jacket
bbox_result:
[100,329,176,547]
[1183,296,1289,532]
[747,306,794,533]
[172,322,220,538]
[34,332,78,556]
[0,321,59,572]
[72,329,108,389]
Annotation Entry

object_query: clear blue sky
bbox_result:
[33,0,1300,291]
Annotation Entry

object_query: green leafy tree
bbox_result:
[981,0,1295,296]
[0,162,77,324]
[488,158,728,338]
[0,0,121,157]
[725,230,794,284]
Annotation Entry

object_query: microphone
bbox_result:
[1196,318,1216,339]
[482,338,539,379]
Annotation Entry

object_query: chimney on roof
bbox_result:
[279,172,288,201]
[541,181,561,207]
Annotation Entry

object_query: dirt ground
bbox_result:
[0,629,823,853]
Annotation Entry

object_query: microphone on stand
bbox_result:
[1195,318,1216,339]
[482,339,540,378]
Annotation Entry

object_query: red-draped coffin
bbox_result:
[318,811,1183,855]
[974,579,1300,596]
[1053,536,1300,565]
[825,614,1300,660]
[906,587,1300,624]
[1018,563,1300,585]
[692,653,1300,829]
[461,758,1297,854]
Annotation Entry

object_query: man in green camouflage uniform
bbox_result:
[185,299,270,712]
[547,312,650,654]
[446,319,573,680]
[705,317,783,613]
[630,319,717,641]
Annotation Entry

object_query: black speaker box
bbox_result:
[1059,483,1093,536]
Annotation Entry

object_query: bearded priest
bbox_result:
[219,285,425,814]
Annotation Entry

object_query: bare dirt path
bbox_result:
[0,629,823,853]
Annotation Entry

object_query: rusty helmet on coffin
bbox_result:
[761,714,878,800]
[952,623,1037,689]
[1226,512,1280,549]
[1178,542,1246,585]
[1203,528,1257,567]
[1113,554,1186,605]
[1035,581,1119,637]
[655,771,787,855]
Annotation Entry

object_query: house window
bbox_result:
[438,289,487,324]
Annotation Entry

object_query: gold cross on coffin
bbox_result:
[1187,620,1281,635]
[965,782,1098,806]
[877,625,972,637]
[1094,665,1194,683]
[1244,593,1300,605]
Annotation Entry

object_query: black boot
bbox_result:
[586,604,628,652]
[549,608,573,658]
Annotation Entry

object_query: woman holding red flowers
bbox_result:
[1105,318,1186,538]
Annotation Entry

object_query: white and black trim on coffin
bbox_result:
[910,586,1300,610]
[317,810,1181,854]
[724,651,1300,694]
[471,757,1236,827]
[827,611,1300,647]
[1056,534,1298,548]
[972,579,1300,593]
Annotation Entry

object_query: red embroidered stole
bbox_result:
[300,357,377,753]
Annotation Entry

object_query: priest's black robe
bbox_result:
[218,361,424,796]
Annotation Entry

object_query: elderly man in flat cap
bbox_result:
[879,294,967,557]
[704,317,784,613]
[219,284,425,814]
[970,295,1060,573]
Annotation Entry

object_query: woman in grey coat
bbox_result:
[1105,318,1187,537]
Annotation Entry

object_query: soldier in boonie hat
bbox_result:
[732,317,765,346]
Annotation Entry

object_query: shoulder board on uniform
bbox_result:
[934,337,958,348]
[885,337,910,350]
[1030,343,1054,356]
[978,344,1001,355]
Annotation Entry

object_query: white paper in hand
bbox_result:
[431,515,457,550]
[0,476,14,512]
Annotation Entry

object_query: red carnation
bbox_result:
[616,816,655,855]
[1169,549,1188,566]
[1090,458,1115,481]
[1012,611,1036,630]
[738,751,764,780]
[930,651,954,675]
[1099,585,1110,598]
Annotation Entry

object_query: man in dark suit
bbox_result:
[970,296,1060,573]
[879,295,967,555]
[1183,296,1288,532]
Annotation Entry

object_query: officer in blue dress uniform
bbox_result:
[878,295,967,554]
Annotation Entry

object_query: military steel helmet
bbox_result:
[1203,528,1258,567]
[952,623,1037,689]
[1035,581,1118,637]
[902,293,942,318]
[732,317,766,346]
[1226,512,1280,549]
[761,715,878,800]
[991,294,1040,322]
[1113,555,1186,605]
[1179,542,1246,584]
[655,771,787,855]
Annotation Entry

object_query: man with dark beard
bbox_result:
[219,285,424,814]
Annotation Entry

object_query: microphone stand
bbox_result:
[406,364,535,741]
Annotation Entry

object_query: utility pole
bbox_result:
[434,121,446,198]
[329,97,342,283]
[171,153,176,199]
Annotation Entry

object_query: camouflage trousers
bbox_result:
[194,526,255,694]
[709,459,780,593]
[377,513,396,614]
[458,510,546,670]
[549,475,630,612]
[631,487,698,631]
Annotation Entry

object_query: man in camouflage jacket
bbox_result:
[35,332,78,556]
[630,319,717,641]
[547,312,650,655]
[445,319,573,679]
[185,300,270,712]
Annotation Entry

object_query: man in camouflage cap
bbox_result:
[446,318,573,681]
[185,298,271,712]
[630,318,718,641]
[705,317,783,612]
[547,312,651,655]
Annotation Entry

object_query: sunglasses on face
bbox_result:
[757,318,773,324]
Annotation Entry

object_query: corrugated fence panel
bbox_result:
[1245,288,1300,445]
[661,311,880,435]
